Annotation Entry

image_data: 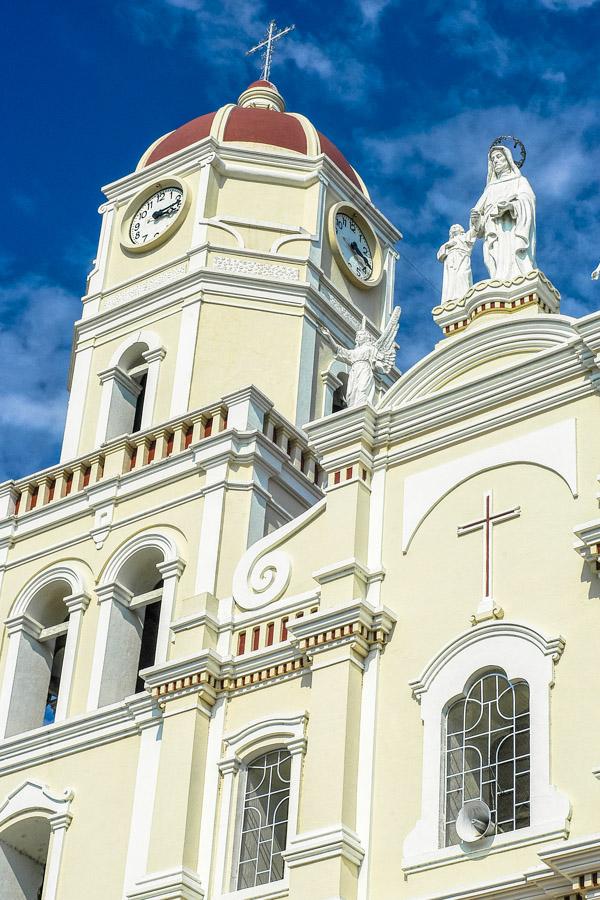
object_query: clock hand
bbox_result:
[349,240,373,270]
[152,202,180,220]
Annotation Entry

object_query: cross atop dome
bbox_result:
[246,19,295,83]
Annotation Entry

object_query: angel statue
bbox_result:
[320,307,401,408]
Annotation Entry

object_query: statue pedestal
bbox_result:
[432,269,560,338]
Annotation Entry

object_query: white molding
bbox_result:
[403,621,570,872]
[356,648,380,900]
[126,866,205,900]
[98,528,182,586]
[61,346,93,462]
[413,831,600,900]
[402,418,577,551]
[194,461,228,596]
[214,713,308,897]
[197,696,226,888]
[223,713,308,760]
[282,824,364,868]
[381,315,578,409]
[123,712,165,894]
[170,298,201,417]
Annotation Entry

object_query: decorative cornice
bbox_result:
[288,599,396,658]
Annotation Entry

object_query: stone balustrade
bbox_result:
[0,388,323,521]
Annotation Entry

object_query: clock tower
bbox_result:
[61,78,401,463]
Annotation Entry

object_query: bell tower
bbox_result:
[61,79,401,462]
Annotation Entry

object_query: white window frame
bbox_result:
[0,779,73,900]
[213,713,308,900]
[403,622,570,873]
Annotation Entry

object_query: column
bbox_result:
[284,642,365,900]
[212,755,240,894]
[154,559,185,665]
[141,347,166,430]
[144,693,215,883]
[122,699,164,893]
[42,812,72,900]
[86,583,135,711]
[170,298,202,418]
[61,346,93,461]
[54,592,90,723]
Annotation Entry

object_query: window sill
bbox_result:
[402,821,571,874]
[219,879,288,900]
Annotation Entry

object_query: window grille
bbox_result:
[237,750,291,889]
[444,670,530,846]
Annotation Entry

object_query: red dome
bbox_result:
[144,98,363,192]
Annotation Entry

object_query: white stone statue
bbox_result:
[592,263,600,281]
[470,144,536,281]
[320,307,401,408]
[437,224,476,303]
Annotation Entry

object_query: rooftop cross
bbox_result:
[246,19,295,82]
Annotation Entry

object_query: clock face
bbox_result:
[334,211,374,282]
[129,186,184,247]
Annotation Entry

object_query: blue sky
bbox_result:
[1,0,600,480]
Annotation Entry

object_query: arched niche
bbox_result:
[0,565,90,739]
[95,332,165,445]
[87,530,185,710]
[0,781,73,900]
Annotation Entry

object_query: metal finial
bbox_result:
[246,19,295,82]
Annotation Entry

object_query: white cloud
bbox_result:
[0,276,79,481]
[538,0,600,8]
[359,99,600,366]
[357,0,397,23]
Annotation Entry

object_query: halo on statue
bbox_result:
[489,135,526,169]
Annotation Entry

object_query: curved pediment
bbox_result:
[379,315,579,410]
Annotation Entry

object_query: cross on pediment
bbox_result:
[458,491,520,606]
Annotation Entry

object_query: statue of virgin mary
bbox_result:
[470,144,536,281]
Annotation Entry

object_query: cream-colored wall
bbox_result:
[367,397,600,898]
[0,738,139,899]
[188,297,304,420]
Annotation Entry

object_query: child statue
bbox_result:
[437,224,476,303]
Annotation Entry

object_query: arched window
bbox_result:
[94,551,165,707]
[236,750,291,890]
[444,670,530,847]
[0,575,89,739]
[0,816,50,899]
[87,535,184,711]
[104,343,149,441]
[332,372,348,413]
[403,623,569,871]
[0,781,73,900]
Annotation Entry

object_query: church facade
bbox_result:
[1,75,600,900]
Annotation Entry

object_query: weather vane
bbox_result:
[246,19,295,82]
